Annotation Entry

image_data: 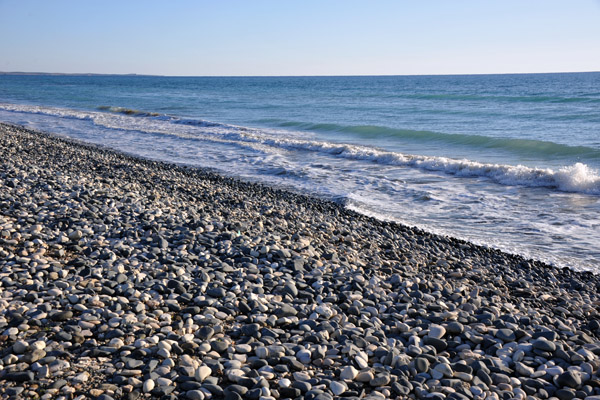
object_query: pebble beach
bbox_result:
[1,122,600,400]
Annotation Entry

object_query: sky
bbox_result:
[0,0,599,76]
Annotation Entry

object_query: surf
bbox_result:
[2,102,599,196]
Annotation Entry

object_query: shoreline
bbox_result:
[0,122,572,273]
[1,122,600,399]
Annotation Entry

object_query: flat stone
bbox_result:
[340,365,358,381]
[423,336,447,352]
[356,371,374,383]
[186,390,205,400]
[555,370,582,388]
[210,340,228,353]
[4,371,34,382]
[533,339,556,352]
[68,230,83,241]
[370,373,391,386]
[330,381,346,395]
[51,311,74,321]
[447,321,464,334]
[6,387,25,396]
[206,287,226,298]
[143,379,155,393]
[428,324,446,339]
[73,372,89,383]
[495,329,516,342]
[195,365,212,382]
[12,340,28,354]
[415,357,430,373]
[275,304,297,317]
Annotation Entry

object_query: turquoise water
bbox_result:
[1,73,599,270]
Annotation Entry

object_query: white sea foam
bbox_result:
[2,102,599,195]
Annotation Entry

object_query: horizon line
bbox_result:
[1,70,599,78]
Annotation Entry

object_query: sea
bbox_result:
[1,73,599,271]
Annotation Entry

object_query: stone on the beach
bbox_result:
[330,381,347,395]
[495,329,516,342]
[356,371,374,383]
[68,230,83,241]
[340,366,358,381]
[415,357,430,373]
[555,371,582,388]
[143,379,155,393]
[533,338,556,352]
[195,365,212,382]
[12,340,29,354]
[428,324,446,339]
[1,124,600,400]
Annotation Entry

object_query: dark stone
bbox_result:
[392,381,411,396]
[555,371,582,388]
[533,331,559,341]
[4,371,34,382]
[533,339,556,352]
[198,326,215,340]
[274,304,297,317]
[423,336,447,352]
[555,388,576,400]
[415,357,429,373]
[6,387,25,396]
[52,379,68,389]
[447,321,464,334]
[495,329,516,342]
[202,384,224,397]
[370,373,391,386]
[179,381,203,391]
[207,287,226,298]
[51,311,73,321]
[476,369,493,386]
[210,340,229,353]
[55,331,73,341]
[280,387,302,398]
[292,381,312,392]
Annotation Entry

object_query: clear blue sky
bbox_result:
[1,0,599,76]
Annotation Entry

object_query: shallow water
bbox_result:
[1,73,599,270]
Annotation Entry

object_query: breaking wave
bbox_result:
[1,102,599,195]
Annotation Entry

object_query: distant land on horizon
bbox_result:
[0,71,145,77]
[1,71,599,78]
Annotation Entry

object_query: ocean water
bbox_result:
[1,73,599,271]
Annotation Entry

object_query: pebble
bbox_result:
[496,329,516,342]
[195,366,212,382]
[12,340,29,354]
[356,371,375,383]
[340,365,358,381]
[415,357,430,373]
[330,381,347,395]
[555,371,582,388]
[428,324,446,339]
[533,338,556,352]
[143,379,155,393]
[0,124,600,400]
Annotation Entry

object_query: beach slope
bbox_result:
[1,123,600,399]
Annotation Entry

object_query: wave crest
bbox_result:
[1,102,599,195]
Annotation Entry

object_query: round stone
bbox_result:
[340,366,358,381]
[370,373,391,387]
[143,379,155,393]
[330,381,346,395]
[533,339,556,352]
[428,324,446,339]
[195,365,211,382]
[495,329,516,342]
[415,357,430,373]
